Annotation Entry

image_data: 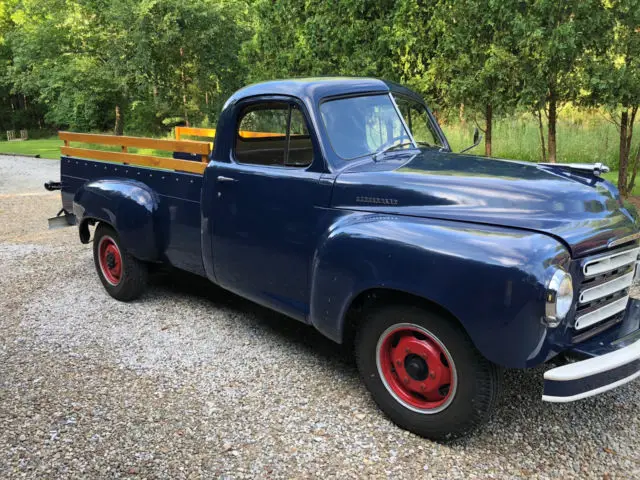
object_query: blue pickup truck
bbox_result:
[46,78,640,440]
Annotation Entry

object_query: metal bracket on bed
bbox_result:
[48,208,77,229]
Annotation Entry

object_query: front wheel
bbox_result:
[93,224,148,301]
[355,305,502,441]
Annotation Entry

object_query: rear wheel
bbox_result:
[356,304,502,441]
[93,224,148,301]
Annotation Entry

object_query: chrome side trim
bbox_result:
[608,233,640,249]
[579,272,635,304]
[583,247,640,277]
[539,162,610,177]
[575,297,629,331]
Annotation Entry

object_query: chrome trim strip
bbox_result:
[608,233,640,249]
[539,162,610,177]
[388,93,418,149]
[583,247,640,277]
[575,297,629,331]
[579,271,635,304]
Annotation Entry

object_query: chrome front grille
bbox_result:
[574,246,639,331]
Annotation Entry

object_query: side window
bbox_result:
[236,103,288,166]
[235,102,313,167]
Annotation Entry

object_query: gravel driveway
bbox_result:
[1,155,639,479]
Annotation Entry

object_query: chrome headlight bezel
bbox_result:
[544,268,574,328]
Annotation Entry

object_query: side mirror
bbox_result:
[461,126,483,154]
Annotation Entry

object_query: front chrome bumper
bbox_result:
[542,298,640,402]
[543,339,640,402]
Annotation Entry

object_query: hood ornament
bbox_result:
[539,162,610,177]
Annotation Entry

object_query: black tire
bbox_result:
[93,223,148,301]
[355,304,502,441]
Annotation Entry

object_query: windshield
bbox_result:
[320,93,442,160]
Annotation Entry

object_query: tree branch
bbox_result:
[599,108,620,129]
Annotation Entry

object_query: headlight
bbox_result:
[544,269,574,327]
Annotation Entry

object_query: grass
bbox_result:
[444,115,626,167]
[0,137,173,159]
[0,137,62,159]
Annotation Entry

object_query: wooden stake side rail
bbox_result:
[175,126,283,140]
[175,126,217,140]
[59,132,211,175]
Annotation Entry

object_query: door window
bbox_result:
[235,102,313,167]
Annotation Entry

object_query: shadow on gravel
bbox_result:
[149,266,355,368]
[149,266,635,447]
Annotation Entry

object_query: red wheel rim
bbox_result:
[376,323,457,413]
[98,236,123,286]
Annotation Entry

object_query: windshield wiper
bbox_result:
[373,141,417,160]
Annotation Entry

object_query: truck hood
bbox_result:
[331,151,639,257]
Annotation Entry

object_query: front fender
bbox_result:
[73,178,167,261]
[309,212,571,368]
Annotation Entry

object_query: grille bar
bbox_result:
[579,271,634,304]
[574,245,640,334]
[575,297,629,331]
[583,247,639,277]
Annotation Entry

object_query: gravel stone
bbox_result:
[1,155,639,479]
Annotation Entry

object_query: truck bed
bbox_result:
[61,156,206,276]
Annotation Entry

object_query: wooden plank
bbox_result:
[239,131,284,138]
[175,126,290,140]
[60,147,207,174]
[175,127,217,140]
[59,132,211,155]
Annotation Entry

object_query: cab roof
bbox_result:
[225,77,424,107]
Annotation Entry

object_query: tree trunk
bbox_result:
[537,109,547,162]
[628,144,639,195]
[114,105,124,136]
[619,110,629,197]
[459,104,465,126]
[180,46,190,127]
[626,106,638,195]
[547,92,557,163]
[485,104,492,157]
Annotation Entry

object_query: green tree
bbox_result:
[427,0,521,156]
[5,0,249,133]
[584,0,640,197]
[243,0,397,81]
[513,0,611,163]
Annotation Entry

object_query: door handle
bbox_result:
[217,176,238,183]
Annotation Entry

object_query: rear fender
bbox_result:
[309,213,571,368]
[73,179,167,261]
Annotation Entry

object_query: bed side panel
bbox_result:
[61,156,205,276]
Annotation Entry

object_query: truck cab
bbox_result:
[48,78,640,440]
